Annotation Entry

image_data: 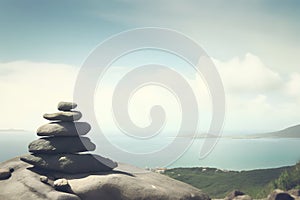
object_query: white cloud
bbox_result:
[214,53,282,93]
[0,61,78,130]
[212,53,300,132]
[0,55,299,134]
[285,73,300,98]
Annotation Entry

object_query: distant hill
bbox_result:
[227,124,300,139]
[250,124,300,138]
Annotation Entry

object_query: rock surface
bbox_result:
[224,190,252,200]
[268,189,295,200]
[289,189,300,197]
[37,122,91,137]
[43,111,82,122]
[0,157,80,200]
[40,175,48,184]
[231,195,252,200]
[29,137,96,154]
[58,102,77,111]
[20,154,118,174]
[0,157,209,200]
[225,190,245,200]
[53,178,70,192]
[0,168,11,180]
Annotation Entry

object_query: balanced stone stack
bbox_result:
[20,101,117,174]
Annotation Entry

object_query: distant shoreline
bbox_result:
[0,129,30,132]
[175,124,300,139]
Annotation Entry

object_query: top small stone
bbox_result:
[58,102,77,111]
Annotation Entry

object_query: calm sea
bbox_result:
[1,131,300,171]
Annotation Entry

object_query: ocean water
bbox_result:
[1,131,300,171]
[173,137,300,170]
[0,131,38,162]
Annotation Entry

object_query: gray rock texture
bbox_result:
[58,102,77,111]
[0,157,80,200]
[37,122,91,137]
[0,168,11,180]
[289,189,300,197]
[0,157,210,200]
[28,137,96,154]
[225,190,250,200]
[43,111,82,122]
[231,195,252,200]
[268,189,295,200]
[39,175,48,184]
[20,154,117,174]
[53,178,70,192]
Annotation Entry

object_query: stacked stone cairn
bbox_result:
[20,102,117,174]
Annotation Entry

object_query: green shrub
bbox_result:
[271,162,300,190]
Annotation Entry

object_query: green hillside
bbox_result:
[164,166,290,198]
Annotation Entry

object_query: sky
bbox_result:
[0,0,299,134]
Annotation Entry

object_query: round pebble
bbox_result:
[54,178,70,192]
[0,169,11,180]
[40,176,48,184]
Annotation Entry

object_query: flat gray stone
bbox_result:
[58,102,77,111]
[43,111,82,122]
[0,168,11,180]
[20,154,118,174]
[29,137,96,154]
[37,122,91,137]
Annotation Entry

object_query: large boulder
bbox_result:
[225,190,252,200]
[28,137,96,154]
[37,122,91,137]
[0,157,210,200]
[268,189,295,200]
[289,189,300,197]
[20,154,117,174]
